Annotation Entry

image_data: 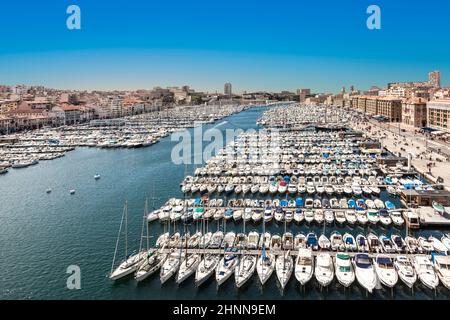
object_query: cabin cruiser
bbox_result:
[324,210,334,224]
[306,232,319,251]
[432,255,450,290]
[356,234,369,252]
[315,253,334,287]
[379,209,392,226]
[330,231,345,251]
[344,210,356,225]
[388,235,405,253]
[294,233,306,250]
[374,255,398,288]
[367,233,382,253]
[335,211,347,225]
[390,211,404,226]
[379,235,396,253]
[418,237,434,253]
[259,232,271,249]
[335,253,355,288]
[356,210,368,225]
[428,236,448,254]
[295,248,314,286]
[353,253,377,293]
[394,256,417,289]
[304,209,314,224]
[405,236,422,254]
[413,256,439,290]
[343,233,357,251]
[367,210,380,225]
[294,208,304,223]
[318,234,331,250]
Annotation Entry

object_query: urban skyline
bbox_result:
[1,1,450,93]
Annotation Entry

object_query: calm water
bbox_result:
[0,107,448,300]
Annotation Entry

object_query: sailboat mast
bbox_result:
[125,201,128,258]
[110,202,126,274]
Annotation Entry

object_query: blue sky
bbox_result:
[0,0,449,93]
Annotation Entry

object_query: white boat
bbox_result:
[176,253,201,284]
[379,209,392,227]
[110,203,145,280]
[373,199,384,209]
[294,209,304,223]
[330,232,345,251]
[294,233,306,250]
[315,253,334,287]
[374,255,398,288]
[353,253,377,293]
[216,254,239,286]
[233,209,243,221]
[344,210,357,225]
[195,254,220,286]
[221,232,236,249]
[432,255,450,290]
[235,255,257,288]
[335,253,355,288]
[314,209,324,224]
[394,256,417,289]
[257,248,275,285]
[94,174,101,180]
[343,233,357,251]
[324,210,334,224]
[389,234,406,253]
[405,236,422,254]
[429,236,448,254]
[304,209,314,224]
[367,210,380,225]
[318,234,331,250]
[418,237,434,253]
[356,234,369,252]
[160,250,186,284]
[247,231,260,249]
[441,235,450,251]
[356,210,368,225]
[259,232,271,249]
[252,209,263,223]
[135,249,168,282]
[379,235,396,253]
[276,252,293,289]
[390,211,404,226]
[264,208,273,222]
[413,256,439,290]
[274,208,284,223]
[335,211,347,225]
[295,248,314,286]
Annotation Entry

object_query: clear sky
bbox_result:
[0,0,449,93]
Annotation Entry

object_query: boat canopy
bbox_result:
[337,254,350,260]
[355,254,371,268]
[376,257,393,266]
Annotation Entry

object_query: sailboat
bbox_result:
[110,202,146,280]
[235,254,257,288]
[195,254,220,286]
[276,251,293,290]
[257,244,275,285]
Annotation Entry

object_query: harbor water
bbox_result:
[0,106,448,300]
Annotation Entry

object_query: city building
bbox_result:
[224,83,232,96]
[427,99,450,132]
[402,98,427,127]
[429,71,441,88]
[351,96,402,121]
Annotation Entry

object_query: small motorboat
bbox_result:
[394,256,417,289]
[413,256,439,290]
[295,248,314,286]
[428,236,448,254]
[374,255,398,288]
[335,253,355,288]
[367,233,382,253]
[385,201,396,210]
[343,233,357,251]
[379,235,396,253]
[315,253,334,287]
[356,234,369,252]
[94,174,101,180]
[318,234,331,250]
[353,253,377,293]
[391,234,407,253]
[330,231,345,251]
[306,232,319,251]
